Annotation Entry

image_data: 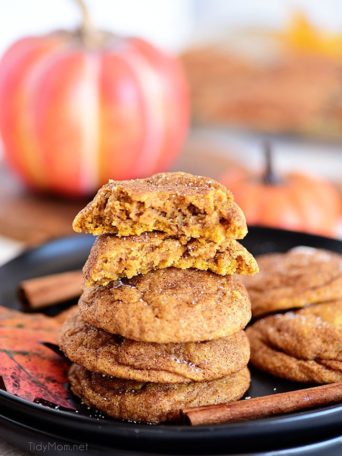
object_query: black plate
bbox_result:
[0,227,341,456]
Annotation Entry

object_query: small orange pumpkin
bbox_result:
[221,143,341,237]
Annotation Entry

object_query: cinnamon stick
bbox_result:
[18,270,83,309]
[183,382,342,426]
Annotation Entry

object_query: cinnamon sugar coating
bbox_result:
[79,268,251,343]
[60,312,250,383]
[83,232,258,286]
[73,172,247,242]
[68,364,250,423]
[247,300,342,383]
[243,247,342,317]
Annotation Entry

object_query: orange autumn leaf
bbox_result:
[0,306,73,409]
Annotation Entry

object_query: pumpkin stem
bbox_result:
[74,0,98,48]
[263,141,278,185]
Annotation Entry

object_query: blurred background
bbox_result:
[0,0,341,264]
[2,0,342,53]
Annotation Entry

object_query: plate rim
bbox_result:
[1,386,341,434]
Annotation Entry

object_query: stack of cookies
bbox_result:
[245,247,342,384]
[59,172,258,423]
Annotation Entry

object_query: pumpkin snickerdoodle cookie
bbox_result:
[72,172,247,242]
[83,232,258,286]
[79,268,251,343]
[62,171,256,423]
[243,247,342,317]
[68,364,251,424]
[247,300,342,384]
[60,312,250,384]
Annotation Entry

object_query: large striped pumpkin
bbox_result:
[0,12,189,196]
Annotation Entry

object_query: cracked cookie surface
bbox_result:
[83,232,258,286]
[243,247,342,317]
[68,364,250,423]
[72,172,247,242]
[247,300,342,383]
[79,268,251,343]
[59,312,250,383]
